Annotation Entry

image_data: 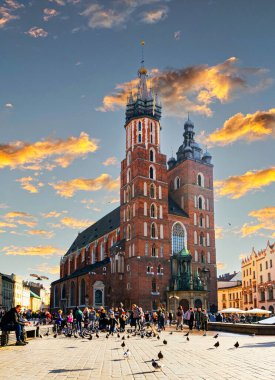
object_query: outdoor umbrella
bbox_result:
[243,308,271,315]
[219,308,245,314]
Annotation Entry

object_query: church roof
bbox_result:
[52,257,110,285]
[65,207,120,257]
[168,197,189,218]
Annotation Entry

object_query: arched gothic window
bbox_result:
[70,282,75,306]
[149,149,155,162]
[157,264,162,274]
[150,184,156,198]
[127,151,131,166]
[149,166,155,180]
[174,177,180,190]
[127,168,131,183]
[80,279,86,305]
[151,223,157,238]
[150,204,156,218]
[138,121,142,131]
[198,173,205,187]
[172,223,185,254]
[199,214,204,227]
[61,284,66,299]
[198,196,205,210]
[199,232,204,246]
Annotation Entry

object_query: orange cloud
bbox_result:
[217,262,225,269]
[98,58,271,117]
[141,7,168,24]
[2,245,64,256]
[27,229,55,238]
[215,226,224,239]
[241,207,275,237]
[4,211,35,219]
[50,173,120,197]
[0,1,23,29]
[60,216,94,230]
[0,221,16,228]
[33,263,60,275]
[43,8,58,21]
[102,156,118,166]
[215,167,275,199]
[16,177,43,193]
[0,132,98,171]
[205,108,275,146]
[42,210,67,218]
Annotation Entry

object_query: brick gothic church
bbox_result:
[51,60,218,313]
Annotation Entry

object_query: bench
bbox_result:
[0,326,37,347]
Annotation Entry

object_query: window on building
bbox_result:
[150,204,157,218]
[260,275,263,283]
[199,232,204,246]
[127,168,131,183]
[127,151,131,166]
[150,184,156,198]
[157,265,162,274]
[268,273,271,282]
[197,174,204,187]
[100,242,105,260]
[151,246,157,257]
[138,121,142,131]
[149,166,155,180]
[152,279,157,293]
[149,149,155,162]
[147,265,152,273]
[127,224,131,240]
[174,177,180,190]
[266,261,268,269]
[199,214,204,227]
[253,271,255,279]
[268,288,273,300]
[260,263,262,271]
[270,259,273,268]
[127,205,131,220]
[172,222,185,254]
[260,291,265,302]
[151,223,157,238]
[138,134,142,143]
[198,196,204,210]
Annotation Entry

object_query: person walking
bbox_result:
[0,305,28,346]
[88,307,96,331]
[75,307,83,332]
[176,306,183,330]
[109,312,118,333]
[195,307,203,331]
[201,309,209,335]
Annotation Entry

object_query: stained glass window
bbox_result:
[172,223,185,253]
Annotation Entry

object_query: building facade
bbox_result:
[0,273,14,311]
[51,59,217,312]
[217,272,243,310]
[242,241,275,313]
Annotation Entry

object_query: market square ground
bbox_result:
[1,330,275,379]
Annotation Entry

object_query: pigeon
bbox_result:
[158,351,164,360]
[214,341,220,348]
[152,359,164,371]
[141,334,144,339]
[169,332,173,335]
[157,335,160,340]
[163,339,167,345]
[121,341,125,348]
[203,333,207,336]
[213,333,219,339]
[53,333,57,338]
[187,337,190,341]
[39,334,43,338]
[88,334,93,340]
[184,332,189,337]
[117,333,120,338]
[123,349,131,359]
[234,341,239,348]
[44,329,50,337]
[106,334,109,339]
[127,335,130,339]
[96,333,99,338]
[74,334,78,339]
[67,332,72,338]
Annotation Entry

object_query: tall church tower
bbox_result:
[110,55,171,310]
[167,117,217,309]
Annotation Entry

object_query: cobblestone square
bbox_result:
[1,330,275,380]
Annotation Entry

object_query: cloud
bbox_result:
[98,57,271,117]
[2,245,64,256]
[49,0,65,5]
[4,103,13,108]
[204,108,275,147]
[215,226,224,239]
[217,261,225,270]
[27,229,55,238]
[108,197,120,204]
[60,216,94,230]
[215,167,275,199]
[102,156,118,166]
[31,263,59,275]
[25,27,48,38]
[0,132,98,171]
[41,210,67,218]
[50,173,120,197]
[43,8,58,22]
[16,177,43,193]
[141,6,168,23]
[4,211,35,219]
[5,0,24,10]
[174,30,181,40]
[0,221,17,228]
[240,207,275,237]
[0,3,19,28]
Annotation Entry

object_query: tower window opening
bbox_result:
[138,121,142,131]
[149,166,155,180]
[150,204,157,218]
[172,222,185,254]
[151,246,157,257]
[138,134,142,143]
[151,223,157,238]
[150,184,156,198]
[149,149,155,162]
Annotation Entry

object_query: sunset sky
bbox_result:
[0,0,274,288]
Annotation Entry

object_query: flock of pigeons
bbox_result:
[39,327,240,371]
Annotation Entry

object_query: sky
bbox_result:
[0,0,274,288]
